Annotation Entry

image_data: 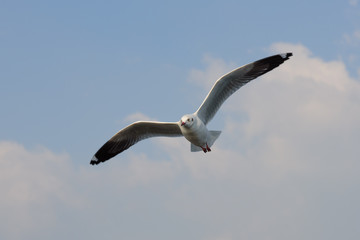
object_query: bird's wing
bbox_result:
[195,53,292,125]
[90,121,182,165]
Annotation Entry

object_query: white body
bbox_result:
[178,114,221,152]
[179,114,208,148]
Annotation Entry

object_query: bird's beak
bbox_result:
[181,121,185,126]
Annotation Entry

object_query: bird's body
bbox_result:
[180,115,205,146]
[179,114,214,152]
[90,53,293,165]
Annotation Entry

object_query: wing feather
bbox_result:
[195,53,292,125]
[90,121,182,165]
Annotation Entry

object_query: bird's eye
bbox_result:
[187,119,190,121]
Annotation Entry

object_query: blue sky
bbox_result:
[1,1,360,240]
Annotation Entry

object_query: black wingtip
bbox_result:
[281,52,293,60]
[90,155,101,165]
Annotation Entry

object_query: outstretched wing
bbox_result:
[195,53,292,125]
[90,121,182,165]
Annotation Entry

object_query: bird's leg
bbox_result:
[201,146,207,153]
[206,143,211,152]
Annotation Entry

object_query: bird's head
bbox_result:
[180,114,195,128]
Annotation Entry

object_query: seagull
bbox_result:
[90,53,292,165]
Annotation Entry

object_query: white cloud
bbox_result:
[0,141,80,240]
[0,140,188,240]
[2,43,360,240]
[0,141,175,239]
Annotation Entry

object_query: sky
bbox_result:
[1,0,360,239]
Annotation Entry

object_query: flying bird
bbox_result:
[90,53,292,165]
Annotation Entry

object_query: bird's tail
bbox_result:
[191,130,222,152]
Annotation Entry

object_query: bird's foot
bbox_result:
[201,146,208,153]
[206,143,211,152]
[201,144,211,153]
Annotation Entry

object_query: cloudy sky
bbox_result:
[1,1,360,239]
